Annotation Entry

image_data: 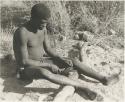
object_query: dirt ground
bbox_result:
[0,39,124,102]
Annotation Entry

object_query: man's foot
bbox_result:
[102,74,120,85]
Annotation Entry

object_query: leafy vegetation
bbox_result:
[0,1,124,55]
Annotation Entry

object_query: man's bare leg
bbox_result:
[72,59,119,85]
[38,67,96,99]
[24,66,92,90]
[39,68,87,88]
[23,66,97,99]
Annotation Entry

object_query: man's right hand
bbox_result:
[50,65,60,74]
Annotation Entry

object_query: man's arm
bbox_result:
[14,28,55,69]
[43,31,73,67]
[43,30,59,58]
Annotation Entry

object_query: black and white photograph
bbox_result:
[0,0,124,102]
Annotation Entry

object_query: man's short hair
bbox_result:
[31,3,51,20]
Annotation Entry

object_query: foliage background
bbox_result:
[0,0,124,55]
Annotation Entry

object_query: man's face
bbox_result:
[32,18,48,30]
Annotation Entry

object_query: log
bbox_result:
[53,85,75,102]
[53,70,78,102]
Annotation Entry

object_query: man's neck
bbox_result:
[26,21,38,33]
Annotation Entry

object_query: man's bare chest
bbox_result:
[27,32,44,47]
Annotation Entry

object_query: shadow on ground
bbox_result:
[0,55,58,98]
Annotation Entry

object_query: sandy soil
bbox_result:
[0,39,124,102]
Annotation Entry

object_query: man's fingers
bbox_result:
[64,59,73,67]
[69,61,73,66]
[51,66,60,74]
[59,68,65,72]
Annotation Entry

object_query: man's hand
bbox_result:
[62,58,73,67]
[50,65,60,74]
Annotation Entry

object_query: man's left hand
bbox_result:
[62,58,73,67]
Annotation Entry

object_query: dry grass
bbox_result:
[0,30,13,56]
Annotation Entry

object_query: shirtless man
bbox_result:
[13,3,119,92]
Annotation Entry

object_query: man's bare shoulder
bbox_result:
[14,26,29,40]
[13,27,28,42]
[14,26,28,36]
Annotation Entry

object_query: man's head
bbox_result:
[31,3,51,30]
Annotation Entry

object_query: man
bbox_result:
[13,3,119,95]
